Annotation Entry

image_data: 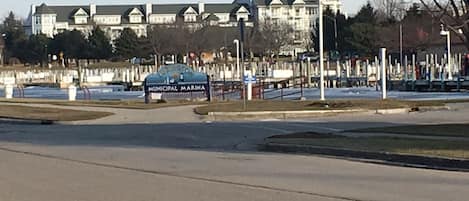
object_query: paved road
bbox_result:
[1,103,469,201]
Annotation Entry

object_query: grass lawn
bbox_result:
[0,105,113,121]
[267,133,469,159]
[349,124,469,138]
[0,99,203,110]
[194,99,446,115]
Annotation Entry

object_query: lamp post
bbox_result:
[233,39,240,79]
[319,0,325,100]
[44,44,48,67]
[2,33,7,66]
[440,25,452,80]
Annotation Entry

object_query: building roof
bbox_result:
[255,0,318,5]
[205,4,236,13]
[36,3,57,14]
[96,5,145,16]
[45,6,90,24]
[205,13,221,21]
[34,2,251,24]
[152,4,198,15]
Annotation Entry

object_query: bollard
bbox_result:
[68,85,77,101]
[247,71,253,101]
[5,84,13,99]
[380,48,387,100]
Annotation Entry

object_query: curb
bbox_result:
[205,105,451,121]
[207,108,404,120]
[208,109,369,116]
[261,143,469,172]
[374,108,410,115]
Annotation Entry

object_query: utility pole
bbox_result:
[319,0,325,101]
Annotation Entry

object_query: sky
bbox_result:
[1,0,366,20]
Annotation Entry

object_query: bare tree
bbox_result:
[257,21,295,57]
[419,0,469,49]
[147,23,191,63]
[374,0,408,22]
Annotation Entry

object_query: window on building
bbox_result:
[35,16,41,24]
[296,8,300,16]
[307,8,318,15]
[295,32,301,40]
[273,8,280,16]
[130,15,142,23]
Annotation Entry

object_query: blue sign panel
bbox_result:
[243,75,257,84]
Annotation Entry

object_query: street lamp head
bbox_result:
[440,30,448,36]
[440,24,449,36]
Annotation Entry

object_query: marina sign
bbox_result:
[147,84,207,92]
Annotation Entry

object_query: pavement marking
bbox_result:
[0,146,364,201]
[259,118,282,122]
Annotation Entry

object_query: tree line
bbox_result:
[2,1,459,67]
[313,0,466,58]
[1,12,296,67]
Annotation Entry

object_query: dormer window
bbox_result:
[236,6,250,21]
[128,8,144,23]
[184,7,198,22]
[185,14,197,22]
[270,0,283,5]
[73,8,89,24]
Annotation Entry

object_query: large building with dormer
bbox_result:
[27,2,253,40]
[26,0,342,55]
[255,0,341,54]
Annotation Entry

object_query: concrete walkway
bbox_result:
[0,102,204,125]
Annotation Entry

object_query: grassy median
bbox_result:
[349,124,469,138]
[194,99,446,115]
[0,105,113,121]
[267,133,469,159]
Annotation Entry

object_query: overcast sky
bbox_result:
[1,0,366,20]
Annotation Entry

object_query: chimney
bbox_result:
[146,3,152,21]
[31,4,36,15]
[198,1,205,14]
[90,4,96,17]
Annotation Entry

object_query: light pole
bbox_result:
[440,25,452,80]
[319,0,325,101]
[233,39,240,79]
[2,33,7,66]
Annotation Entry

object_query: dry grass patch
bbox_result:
[267,134,469,159]
[0,105,113,121]
[349,124,469,138]
[0,98,203,110]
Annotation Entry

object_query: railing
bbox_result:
[211,81,243,101]
[261,76,305,100]
[15,86,25,98]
